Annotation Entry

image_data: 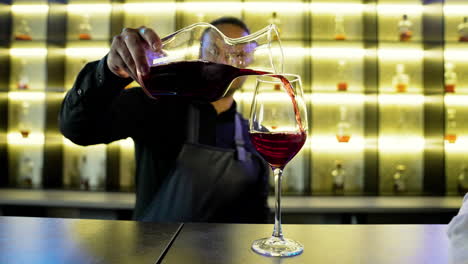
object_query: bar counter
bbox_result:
[0,216,453,264]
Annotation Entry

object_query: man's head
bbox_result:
[200,17,252,96]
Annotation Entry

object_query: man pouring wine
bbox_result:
[59,17,271,223]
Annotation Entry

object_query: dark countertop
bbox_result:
[162,223,450,264]
[0,216,182,264]
[0,188,464,213]
[0,217,455,264]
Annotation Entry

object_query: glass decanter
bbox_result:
[336,106,351,143]
[458,17,468,42]
[331,160,345,194]
[445,62,457,93]
[398,14,413,42]
[142,23,283,101]
[392,64,409,93]
[15,18,32,41]
[334,13,346,41]
[393,164,407,193]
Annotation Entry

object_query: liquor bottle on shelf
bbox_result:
[78,153,90,190]
[17,101,32,138]
[445,108,457,144]
[336,60,348,91]
[458,17,468,42]
[18,156,35,187]
[331,160,345,194]
[78,14,92,40]
[17,59,29,90]
[445,63,457,93]
[458,165,468,194]
[15,19,32,41]
[392,64,409,93]
[336,106,351,143]
[393,164,407,193]
[269,12,281,38]
[398,14,413,42]
[334,14,346,41]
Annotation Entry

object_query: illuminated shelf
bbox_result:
[444,4,468,16]
[310,135,365,151]
[376,4,423,16]
[8,92,46,101]
[66,4,112,14]
[9,48,47,57]
[11,4,49,14]
[7,132,45,146]
[378,94,424,105]
[378,136,425,152]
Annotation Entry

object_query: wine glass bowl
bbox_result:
[249,74,307,257]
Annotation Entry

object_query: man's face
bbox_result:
[201,23,253,96]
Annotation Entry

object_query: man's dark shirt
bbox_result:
[59,56,269,221]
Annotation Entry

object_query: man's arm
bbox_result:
[59,55,135,145]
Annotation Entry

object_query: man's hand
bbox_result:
[107,26,162,81]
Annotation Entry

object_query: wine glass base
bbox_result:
[251,236,304,257]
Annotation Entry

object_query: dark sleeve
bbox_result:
[59,54,139,146]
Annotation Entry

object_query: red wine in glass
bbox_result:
[140,60,304,131]
[249,131,306,169]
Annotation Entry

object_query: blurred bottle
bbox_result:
[331,160,345,194]
[393,164,407,193]
[334,14,346,41]
[18,156,34,187]
[17,59,29,90]
[445,62,457,93]
[458,165,468,194]
[78,153,90,190]
[78,14,92,40]
[15,19,32,41]
[269,12,281,39]
[17,101,32,138]
[398,14,413,42]
[445,108,457,144]
[392,64,409,93]
[336,60,348,91]
[336,106,351,143]
[458,17,468,42]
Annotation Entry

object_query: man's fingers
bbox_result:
[115,42,138,80]
[108,50,130,78]
[138,26,162,52]
[122,28,149,76]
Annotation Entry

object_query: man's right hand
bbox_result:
[107,26,162,81]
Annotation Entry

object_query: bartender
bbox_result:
[59,17,270,223]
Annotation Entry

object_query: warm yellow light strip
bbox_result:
[119,138,134,148]
[8,92,46,101]
[444,5,468,16]
[379,136,424,152]
[378,48,424,60]
[67,4,112,13]
[310,135,365,152]
[181,2,241,12]
[244,2,307,12]
[378,94,425,105]
[311,47,366,59]
[444,49,468,62]
[445,137,468,153]
[65,48,109,57]
[10,48,47,57]
[310,3,364,13]
[444,95,468,106]
[7,133,45,145]
[11,4,49,14]
[123,3,176,13]
[309,93,365,105]
[377,4,423,15]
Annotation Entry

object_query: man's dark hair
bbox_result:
[209,17,250,34]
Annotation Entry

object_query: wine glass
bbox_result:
[249,74,308,257]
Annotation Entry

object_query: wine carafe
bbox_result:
[141,23,283,101]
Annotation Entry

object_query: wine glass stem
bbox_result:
[272,167,284,239]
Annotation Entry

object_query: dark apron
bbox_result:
[141,105,268,223]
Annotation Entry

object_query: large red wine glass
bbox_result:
[249,74,307,257]
[140,22,283,101]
